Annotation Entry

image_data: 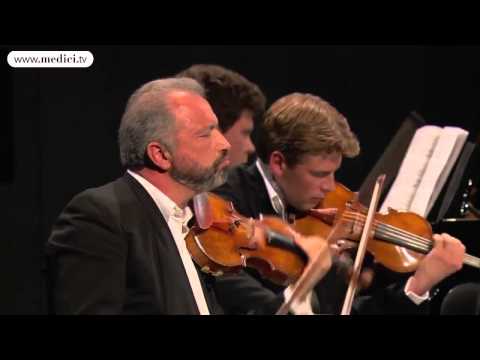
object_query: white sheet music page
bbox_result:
[410,126,469,217]
[380,126,442,214]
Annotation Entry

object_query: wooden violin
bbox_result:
[185,192,309,286]
[293,182,480,272]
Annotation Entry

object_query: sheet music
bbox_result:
[410,127,469,216]
[380,126,442,214]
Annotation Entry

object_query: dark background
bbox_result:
[1,45,479,314]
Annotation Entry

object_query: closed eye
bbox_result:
[197,124,218,138]
[310,171,330,178]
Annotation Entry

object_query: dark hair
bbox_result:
[176,64,266,132]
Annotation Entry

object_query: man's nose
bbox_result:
[322,174,336,193]
[215,128,231,152]
[246,137,256,154]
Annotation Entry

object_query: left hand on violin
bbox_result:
[406,233,466,296]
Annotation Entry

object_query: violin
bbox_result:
[278,175,386,315]
[277,176,480,314]
[293,182,480,273]
[185,192,309,286]
[186,183,480,290]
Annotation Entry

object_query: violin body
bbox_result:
[186,193,307,286]
[362,210,426,273]
[293,182,426,273]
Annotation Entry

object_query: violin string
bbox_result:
[375,227,430,253]
[342,211,432,247]
[229,210,480,268]
[375,225,431,252]
[342,212,480,267]
[371,224,479,267]
[342,213,434,254]
[341,212,432,253]
[229,211,480,269]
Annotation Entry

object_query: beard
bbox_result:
[170,152,229,193]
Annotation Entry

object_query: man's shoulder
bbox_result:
[71,176,126,204]
[63,175,136,219]
[216,163,262,195]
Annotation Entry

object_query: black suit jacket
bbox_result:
[45,173,223,314]
[212,163,430,315]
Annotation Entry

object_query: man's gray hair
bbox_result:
[118,77,205,168]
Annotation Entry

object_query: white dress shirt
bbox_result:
[256,160,314,314]
[255,160,429,313]
[127,170,211,315]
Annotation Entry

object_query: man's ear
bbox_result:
[146,142,172,171]
[269,150,287,178]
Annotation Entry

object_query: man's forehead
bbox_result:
[168,92,198,114]
[239,108,254,118]
[167,90,202,109]
[234,111,255,129]
[167,91,217,129]
[298,152,342,167]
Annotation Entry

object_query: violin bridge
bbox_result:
[240,254,247,267]
[351,215,363,236]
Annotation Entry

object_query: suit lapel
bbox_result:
[245,163,277,218]
[122,173,202,314]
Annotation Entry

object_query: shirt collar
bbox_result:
[127,169,193,224]
[255,159,286,218]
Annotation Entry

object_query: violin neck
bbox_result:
[373,228,480,270]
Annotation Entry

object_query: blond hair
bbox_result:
[256,93,360,166]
